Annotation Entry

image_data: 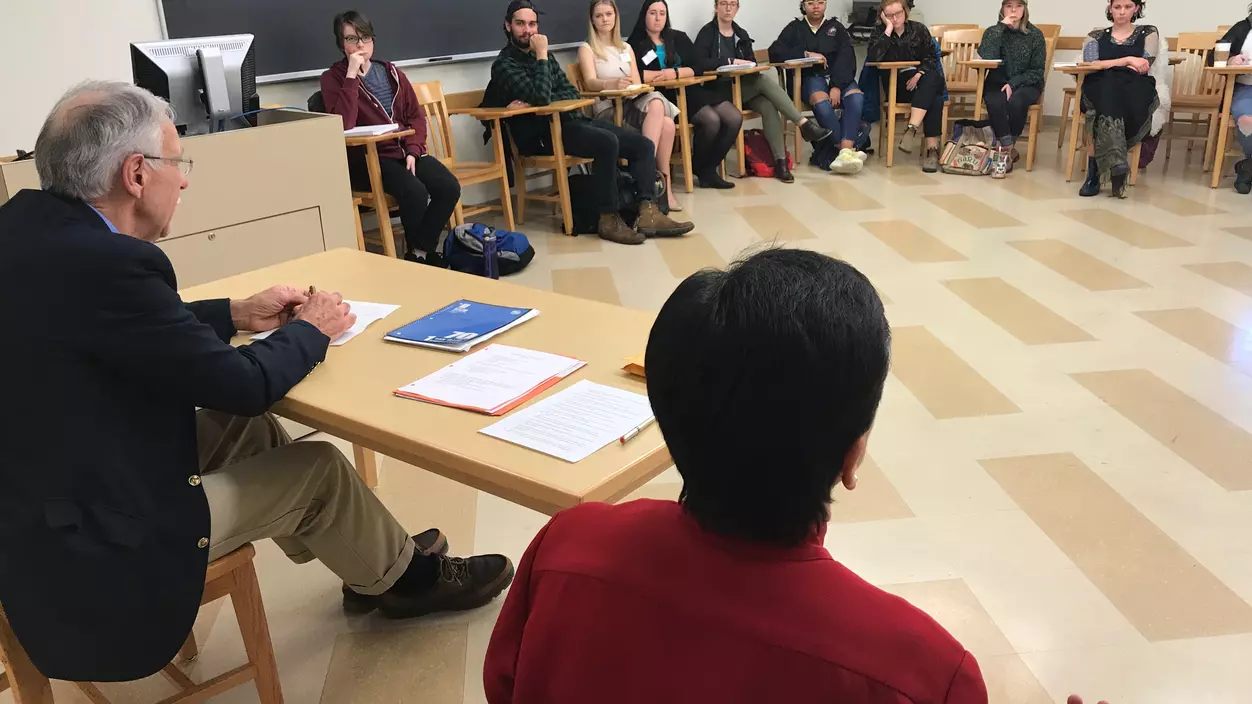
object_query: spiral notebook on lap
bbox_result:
[384,299,539,353]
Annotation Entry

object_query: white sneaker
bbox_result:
[830,148,865,175]
[854,150,868,163]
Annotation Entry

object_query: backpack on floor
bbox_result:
[940,119,996,177]
[743,129,793,177]
[442,223,535,276]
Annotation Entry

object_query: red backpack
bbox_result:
[742,129,793,177]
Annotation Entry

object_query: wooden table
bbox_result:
[344,129,416,259]
[1204,65,1252,188]
[579,84,654,126]
[867,61,923,167]
[180,249,671,516]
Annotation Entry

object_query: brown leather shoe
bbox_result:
[635,201,694,238]
[598,212,645,245]
[378,553,515,620]
[343,529,447,614]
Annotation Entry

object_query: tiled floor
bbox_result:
[7,131,1252,703]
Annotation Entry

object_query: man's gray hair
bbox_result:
[34,81,176,201]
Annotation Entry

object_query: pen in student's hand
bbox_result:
[619,416,656,444]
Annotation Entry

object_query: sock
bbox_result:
[387,543,440,595]
[1000,136,1015,148]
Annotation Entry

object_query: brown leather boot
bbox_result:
[635,201,695,238]
[598,212,645,245]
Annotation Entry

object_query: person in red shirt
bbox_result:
[484,248,986,703]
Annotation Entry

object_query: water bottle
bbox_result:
[482,230,499,280]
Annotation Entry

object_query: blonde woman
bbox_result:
[579,0,683,210]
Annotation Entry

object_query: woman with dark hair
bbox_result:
[1213,5,1252,194]
[692,0,833,183]
[866,0,947,172]
[1076,0,1160,198]
[319,10,461,266]
[628,0,741,189]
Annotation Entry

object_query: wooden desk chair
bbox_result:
[0,544,280,704]
[709,63,777,177]
[930,24,978,40]
[414,81,516,232]
[971,34,1058,171]
[343,128,416,259]
[871,61,950,167]
[1165,32,1227,170]
[502,100,595,236]
[1034,24,1062,41]
[941,29,983,122]
[351,196,365,252]
[648,75,717,192]
[756,49,811,165]
[1059,66,1143,186]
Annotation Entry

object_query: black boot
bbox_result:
[1110,172,1128,199]
[697,168,735,189]
[775,159,794,183]
[1079,157,1101,197]
[1236,159,1252,195]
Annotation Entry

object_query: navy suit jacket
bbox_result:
[0,189,328,681]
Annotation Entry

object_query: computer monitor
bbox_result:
[131,35,260,136]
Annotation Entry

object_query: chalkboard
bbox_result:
[162,0,645,82]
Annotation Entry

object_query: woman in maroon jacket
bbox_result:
[320,10,461,267]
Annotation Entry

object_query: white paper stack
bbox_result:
[394,344,585,415]
[252,300,401,346]
[481,380,655,463]
[344,124,400,137]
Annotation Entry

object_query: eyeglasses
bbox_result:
[803,0,826,5]
[142,155,194,176]
[343,35,375,46]
[717,1,739,7]
[883,9,907,20]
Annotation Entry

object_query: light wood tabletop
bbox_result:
[181,248,671,516]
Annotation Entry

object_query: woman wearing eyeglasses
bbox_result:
[866,0,946,172]
[319,10,462,268]
[692,0,833,183]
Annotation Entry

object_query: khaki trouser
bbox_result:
[197,411,414,596]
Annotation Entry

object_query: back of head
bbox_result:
[34,81,174,202]
[646,248,891,546]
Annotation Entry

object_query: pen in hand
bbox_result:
[282,286,317,325]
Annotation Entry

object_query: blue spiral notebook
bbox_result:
[383,299,540,352]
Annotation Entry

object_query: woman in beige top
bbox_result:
[579,0,682,210]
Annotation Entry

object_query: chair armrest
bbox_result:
[866,61,921,70]
[961,60,1002,70]
[448,106,542,118]
[703,65,774,77]
[579,85,654,99]
[650,75,717,89]
[344,128,416,147]
[533,98,596,115]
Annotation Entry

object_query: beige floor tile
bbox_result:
[320,622,468,703]
[1071,369,1252,491]
[543,232,603,255]
[993,176,1073,200]
[1135,308,1252,375]
[876,167,941,186]
[550,266,621,305]
[720,179,765,196]
[825,518,958,586]
[861,220,967,263]
[1185,261,1252,297]
[1135,185,1227,216]
[804,180,884,211]
[1223,226,1252,241]
[654,233,727,280]
[982,453,1252,641]
[1062,210,1192,248]
[944,277,1095,345]
[923,194,1024,229]
[828,457,914,524]
[1009,239,1148,291]
[735,204,816,241]
[890,326,1021,419]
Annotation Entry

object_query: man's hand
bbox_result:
[906,71,922,91]
[530,33,549,59]
[406,154,417,175]
[346,51,369,79]
[829,86,842,107]
[805,51,828,66]
[231,286,308,332]
[507,100,531,109]
[1001,83,1014,100]
[294,291,356,341]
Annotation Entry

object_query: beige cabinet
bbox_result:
[161,208,326,287]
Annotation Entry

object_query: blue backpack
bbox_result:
[442,223,535,277]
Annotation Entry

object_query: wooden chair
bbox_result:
[0,544,281,704]
[414,81,516,232]
[871,61,951,167]
[1034,24,1062,42]
[1165,32,1227,170]
[502,98,595,236]
[344,128,416,259]
[971,34,1058,171]
[648,75,717,192]
[1059,66,1143,186]
[941,29,983,121]
[930,24,978,40]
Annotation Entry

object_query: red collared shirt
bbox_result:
[485,499,987,704]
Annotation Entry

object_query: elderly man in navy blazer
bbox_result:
[0,81,512,683]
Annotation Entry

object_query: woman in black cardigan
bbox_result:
[629,0,741,188]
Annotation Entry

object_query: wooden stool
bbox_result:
[0,543,282,704]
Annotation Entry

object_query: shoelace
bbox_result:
[438,556,471,586]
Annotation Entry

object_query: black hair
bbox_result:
[1106,0,1146,22]
[645,248,891,546]
[332,10,374,55]
[627,0,677,58]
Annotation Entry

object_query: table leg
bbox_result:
[1211,77,1235,189]
[365,142,398,259]
[973,70,985,122]
[886,69,899,168]
[678,88,694,193]
[1064,75,1086,182]
[352,444,378,489]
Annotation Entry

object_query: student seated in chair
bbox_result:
[692,0,834,183]
[484,248,989,704]
[978,0,1046,173]
[319,10,461,267]
[770,0,868,174]
[1213,5,1252,194]
[0,81,513,684]
[490,0,693,244]
[867,0,947,172]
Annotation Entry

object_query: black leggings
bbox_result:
[348,152,461,254]
[893,70,946,138]
[983,82,1041,143]
[691,102,743,174]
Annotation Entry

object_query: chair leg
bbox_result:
[1057,92,1071,149]
[513,160,527,225]
[0,605,52,704]
[1203,110,1220,172]
[1026,110,1039,172]
[549,118,575,236]
[1065,108,1084,182]
[1165,113,1175,161]
[179,633,200,662]
[364,143,398,259]
[498,176,516,232]
[678,90,695,193]
[351,203,365,253]
[231,561,283,704]
[1128,143,1141,186]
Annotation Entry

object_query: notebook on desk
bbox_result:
[384,299,539,353]
[344,124,399,137]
